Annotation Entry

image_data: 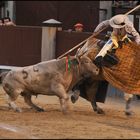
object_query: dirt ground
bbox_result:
[0,87,140,139]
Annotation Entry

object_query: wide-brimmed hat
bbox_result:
[109,14,128,28]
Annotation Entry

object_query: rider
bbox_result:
[93,14,140,67]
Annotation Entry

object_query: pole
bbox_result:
[58,5,140,59]
[125,4,140,15]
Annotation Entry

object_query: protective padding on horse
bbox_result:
[86,38,140,94]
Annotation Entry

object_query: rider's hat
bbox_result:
[109,14,128,28]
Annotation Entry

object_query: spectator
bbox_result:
[0,18,3,26]
[3,17,16,26]
[74,23,84,32]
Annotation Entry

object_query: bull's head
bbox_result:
[75,50,99,77]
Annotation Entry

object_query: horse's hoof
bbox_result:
[125,111,134,116]
[97,108,105,114]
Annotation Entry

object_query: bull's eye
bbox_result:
[85,61,89,63]
[81,61,91,64]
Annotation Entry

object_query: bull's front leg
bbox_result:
[52,83,69,114]
[23,93,44,112]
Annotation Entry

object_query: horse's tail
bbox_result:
[0,71,9,83]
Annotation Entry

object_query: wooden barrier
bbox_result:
[0,26,42,66]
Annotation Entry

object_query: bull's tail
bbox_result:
[0,71,9,83]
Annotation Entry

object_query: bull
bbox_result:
[0,55,99,114]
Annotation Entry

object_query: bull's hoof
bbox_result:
[15,108,22,113]
[62,110,69,115]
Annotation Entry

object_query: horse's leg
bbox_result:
[87,81,105,114]
[71,89,105,114]
[91,98,105,114]
[71,90,80,103]
[124,93,133,116]
[22,93,44,112]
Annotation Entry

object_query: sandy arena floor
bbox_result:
[0,86,140,139]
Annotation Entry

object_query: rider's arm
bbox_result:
[125,21,140,45]
[94,20,110,33]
